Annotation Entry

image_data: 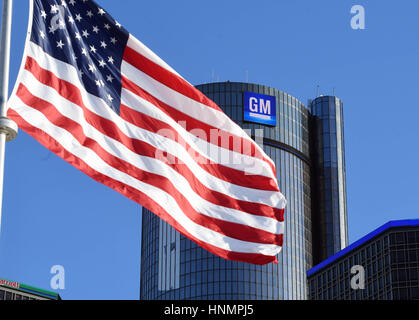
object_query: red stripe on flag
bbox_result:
[123,46,223,113]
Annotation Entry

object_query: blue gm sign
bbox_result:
[243,92,276,126]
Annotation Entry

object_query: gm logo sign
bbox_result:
[244,92,276,126]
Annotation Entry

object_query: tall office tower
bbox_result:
[310,96,349,265]
[140,82,348,300]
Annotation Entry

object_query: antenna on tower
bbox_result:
[316,85,320,97]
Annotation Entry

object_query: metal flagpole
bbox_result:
[0,0,18,233]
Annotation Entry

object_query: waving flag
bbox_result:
[8,0,286,265]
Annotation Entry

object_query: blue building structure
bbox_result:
[308,219,419,300]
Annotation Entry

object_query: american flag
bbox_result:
[7,0,286,265]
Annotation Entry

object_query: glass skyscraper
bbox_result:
[140,82,348,300]
[310,96,349,265]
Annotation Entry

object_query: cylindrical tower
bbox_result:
[310,96,348,264]
[140,82,313,300]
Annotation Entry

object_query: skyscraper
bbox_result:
[140,82,348,300]
[310,96,349,265]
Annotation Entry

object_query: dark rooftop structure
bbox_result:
[308,219,419,300]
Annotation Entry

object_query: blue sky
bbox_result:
[0,0,418,299]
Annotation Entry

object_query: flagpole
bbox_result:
[0,0,18,233]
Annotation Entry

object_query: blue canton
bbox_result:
[31,0,129,114]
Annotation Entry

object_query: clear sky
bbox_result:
[0,0,418,300]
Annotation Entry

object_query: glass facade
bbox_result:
[0,284,60,300]
[140,82,314,300]
[310,96,348,264]
[0,288,34,300]
[140,82,349,300]
[308,221,419,300]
